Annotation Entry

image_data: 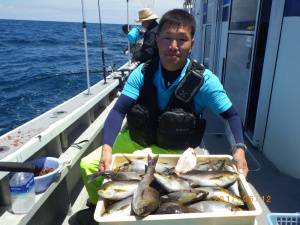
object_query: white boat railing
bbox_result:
[0,97,117,225]
[0,75,118,180]
[0,62,137,225]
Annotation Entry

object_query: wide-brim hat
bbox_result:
[136,8,159,22]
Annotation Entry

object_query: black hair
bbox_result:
[157,9,196,37]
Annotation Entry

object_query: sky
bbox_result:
[0,0,184,24]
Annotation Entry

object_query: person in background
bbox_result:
[127,25,145,46]
[77,8,249,225]
[121,24,144,55]
[131,7,159,63]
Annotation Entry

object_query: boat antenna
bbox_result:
[97,0,107,84]
[127,0,131,65]
[80,0,91,95]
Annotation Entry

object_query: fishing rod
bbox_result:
[97,0,107,84]
[127,0,131,65]
[80,0,91,95]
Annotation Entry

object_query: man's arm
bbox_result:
[103,95,135,146]
[220,106,248,177]
[100,95,136,171]
[220,106,244,143]
[100,63,144,171]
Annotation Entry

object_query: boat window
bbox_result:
[229,0,259,31]
[224,34,253,122]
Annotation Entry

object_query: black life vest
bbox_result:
[126,59,206,149]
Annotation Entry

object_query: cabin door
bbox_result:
[201,0,222,73]
[223,0,260,124]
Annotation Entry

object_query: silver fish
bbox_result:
[194,187,244,206]
[132,155,160,217]
[115,155,173,175]
[155,202,198,214]
[178,170,239,187]
[224,164,235,172]
[87,171,142,182]
[115,159,146,175]
[101,197,132,217]
[188,200,242,213]
[98,180,139,200]
[112,171,142,181]
[194,159,225,171]
[160,190,208,205]
[154,172,191,192]
[228,180,241,197]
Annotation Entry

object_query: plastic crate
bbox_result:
[95,154,262,225]
[267,213,300,225]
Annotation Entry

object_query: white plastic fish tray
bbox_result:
[267,213,300,225]
[94,154,262,225]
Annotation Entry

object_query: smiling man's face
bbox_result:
[156,23,194,71]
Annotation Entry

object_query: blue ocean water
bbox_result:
[0,19,128,136]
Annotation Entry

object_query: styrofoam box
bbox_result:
[94,154,262,225]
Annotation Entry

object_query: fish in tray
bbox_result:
[115,155,173,175]
[88,170,142,182]
[194,159,226,171]
[98,180,139,200]
[132,155,160,217]
[101,197,132,217]
[194,187,244,206]
[160,190,208,205]
[188,200,243,213]
[97,154,250,218]
[155,202,199,214]
[153,172,191,192]
[177,170,239,187]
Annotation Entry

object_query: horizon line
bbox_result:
[0,18,139,25]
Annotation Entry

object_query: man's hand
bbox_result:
[99,144,112,172]
[233,148,248,177]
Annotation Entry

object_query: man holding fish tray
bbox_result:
[79,8,248,218]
